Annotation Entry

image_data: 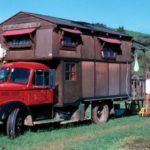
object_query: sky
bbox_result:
[1,0,150,34]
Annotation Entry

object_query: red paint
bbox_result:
[0,62,53,106]
[2,28,36,36]
[61,28,82,34]
[98,37,121,44]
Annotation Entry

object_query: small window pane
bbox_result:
[71,73,75,81]
[64,36,72,45]
[109,48,114,57]
[66,64,70,72]
[65,72,70,80]
[71,64,75,72]
[44,72,49,85]
[103,47,108,57]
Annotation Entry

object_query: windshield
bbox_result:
[0,67,10,82]
[9,68,30,84]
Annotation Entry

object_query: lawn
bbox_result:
[0,102,150,150]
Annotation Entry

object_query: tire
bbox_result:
[138,113,142,117]
[92,103,109,124]
[7,108,24,139]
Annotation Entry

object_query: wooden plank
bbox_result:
[35,29,52,57]
[81,61,94,97]
[109,63,120,95]
[81,35,94,59]
[119,41,131,62]
[95,62,108,96]
[8,50,34,59]
[60,120,79,124]
[54,62,63,107]
[33,119,64,125]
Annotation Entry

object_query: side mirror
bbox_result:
[49,69,55,89]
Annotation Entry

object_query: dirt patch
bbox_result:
[121,137,150,150]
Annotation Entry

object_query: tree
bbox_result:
[117,26,126,34]
[94,23,107,27]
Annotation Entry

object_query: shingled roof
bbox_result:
[28,12,132,38]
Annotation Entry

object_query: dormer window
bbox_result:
[59,28,82,51]
[98,37,121,60]
[1,28,36,49]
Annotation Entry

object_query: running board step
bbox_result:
[60,120,79,124]
[33,119,64,125]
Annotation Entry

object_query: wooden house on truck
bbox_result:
[0,11,147,138]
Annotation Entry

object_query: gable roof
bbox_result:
[0,11,132,38]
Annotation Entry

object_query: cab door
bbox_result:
[31,70,53,104]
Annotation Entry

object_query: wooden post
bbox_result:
[141,50,146,109]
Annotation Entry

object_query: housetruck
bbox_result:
[0,11,147,138]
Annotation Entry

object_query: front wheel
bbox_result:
[7,108,24,138]
[92,103,109,124]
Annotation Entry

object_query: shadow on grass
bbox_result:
[0,110,139,137]
[28,120,92,133]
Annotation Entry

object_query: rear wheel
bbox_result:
[92,103,109,124]
[7,108,24,138]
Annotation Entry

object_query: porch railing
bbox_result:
[130,78,145,100]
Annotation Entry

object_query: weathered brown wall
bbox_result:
[117,40,131,62]
[95,62,108,96]
[35,29,53,57]
[0,12,54,60]
[81,35,95,59]
[109,63,120,95]
[54,62,63,107]
[81,61,94,97]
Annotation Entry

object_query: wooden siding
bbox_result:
[95,38,102,60]
[117,40,131,62]
[52,31,59,57]
[64,62,80,103]
[81,35,95,59]
[81,61,94,97]
[0,12,54,27]
[95,62,108,96]
[109,63,120,95]
[54,62,63,107]
[35,29,52,57]
[8,50,34,59]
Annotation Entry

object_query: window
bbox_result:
[98,37,121,60]
[9,68,30,84]
[59,28,82,51]
[32,70,49,86]
[65,64,76,81]
[101,43,122,60]
[103,44,115,58]
[2,28,36,49]
[0,67,10,82]
[12,35,31,46]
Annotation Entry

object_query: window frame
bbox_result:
[3,33,35,49]
[101,44,116,60]
[32,70,49,87]
[9,67,30,84]
[99,41,121,60]
[65,63,76,81]
[59,30,81,51]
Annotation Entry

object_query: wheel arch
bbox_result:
[0,101,31,120]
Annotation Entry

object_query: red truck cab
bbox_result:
[0,62,55,138]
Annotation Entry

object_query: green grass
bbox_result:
[0,102,150,150]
